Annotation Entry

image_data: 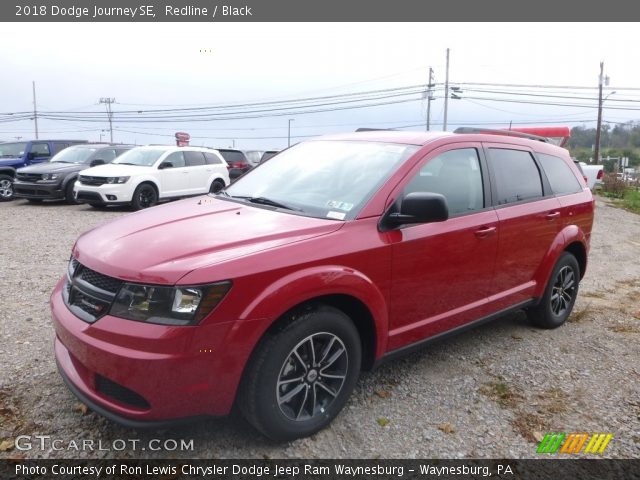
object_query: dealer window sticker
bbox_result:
[326,200,354,211]
[326,211,346,220]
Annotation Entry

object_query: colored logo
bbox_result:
[537,432,613,454]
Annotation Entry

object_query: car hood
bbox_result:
[74,197,343,284]
[79,163,151,176]
[0,157,23,167]
[18,162,82,174]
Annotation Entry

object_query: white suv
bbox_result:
[74,146,230,209]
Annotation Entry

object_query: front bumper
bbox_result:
[74,183,133,205]
[51,278,240,422]
[13,180,64,200]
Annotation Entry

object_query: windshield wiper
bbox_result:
[229,195,301,211]
[115,162,137,166]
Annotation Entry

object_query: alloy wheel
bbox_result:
[0,179,12,198]
[276,332,348,421]
[550,265,576,316]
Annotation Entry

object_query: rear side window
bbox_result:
[488,149,543,205]
[538,153,582,195]
[184,151,206,167]
[204,152,223,164]
[52,143,69,154]
[404,148,484,216]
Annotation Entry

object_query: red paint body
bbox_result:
[52,131,594,423]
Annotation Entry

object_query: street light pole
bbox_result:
[288,119,294,147]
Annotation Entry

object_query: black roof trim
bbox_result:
[453,127,549,143]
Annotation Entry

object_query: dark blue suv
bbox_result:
[0,139,87,201]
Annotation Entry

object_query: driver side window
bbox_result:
[403,148,484,216]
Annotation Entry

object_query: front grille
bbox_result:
[69,289,111,318]
[64,257,123,323]
[76,191,103,203]
[95,375,150,409]
[79,175,107,186]
[78,267,122,293]
[16,172,42,182]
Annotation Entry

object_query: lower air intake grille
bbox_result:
[95,375,150,410]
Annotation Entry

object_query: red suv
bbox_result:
[52,129,594,440]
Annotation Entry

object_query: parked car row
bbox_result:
[0,139,88,201]
[7,144,232,210]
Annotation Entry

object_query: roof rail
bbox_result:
[453,127,549,143]
[355,128,394,132]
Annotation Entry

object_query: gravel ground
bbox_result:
[0,197,638,459]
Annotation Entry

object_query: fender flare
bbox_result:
[229,265,389,361]
[533,225,588,298]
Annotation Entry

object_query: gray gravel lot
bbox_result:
[0,197,638,459]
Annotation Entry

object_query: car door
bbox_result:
[183,150,208,193]
[484,144,562,311]
[157,151,189,197]
[387,143,499,351]
[29,142,52,164]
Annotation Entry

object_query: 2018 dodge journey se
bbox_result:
[51,128,594,440]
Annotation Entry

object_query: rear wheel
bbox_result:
[238,305,361,441]
[527,252,580,329]
[0,175,14,201]
[131,183,158,210]
[209,179,225,194]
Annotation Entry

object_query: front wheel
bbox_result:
[131,183,158,210]
[238,305,361,441]
[527,252,580,329]
[0,175,14,201]
[64,181,79,205]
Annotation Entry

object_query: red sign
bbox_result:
[175,132,190,146]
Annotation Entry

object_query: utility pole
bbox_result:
[32,81,39,139]
[425,67,434,131]
[99,97,116,143]
[443,48,450,131]
[593,62,605,165]
[288,119,294,147]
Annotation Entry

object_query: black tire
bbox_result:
[0,174,14,202]
[27,198,43,203]
[131,183,158,210]
[209,179,225,194]
[64,181,79,205]
[238,305,361,441]
[527,252,580,329]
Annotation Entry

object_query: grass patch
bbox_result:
[609,324,640,334]
[582,291,607,299]
[539,387,568,414]
[479,381,522,408]
[568,307,591,323]
[511,413,549,443]
[623,189,640,213]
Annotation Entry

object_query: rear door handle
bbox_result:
[546,211,561,220]
[474,226,497,238]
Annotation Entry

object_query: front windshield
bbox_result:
[0,142,27,158]
[112,148,165,166]
[225,140,419,220]
[51,147,97,164]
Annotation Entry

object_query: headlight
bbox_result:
[41,173,59,181]
[106,176,129,184]
[110,281,231,326]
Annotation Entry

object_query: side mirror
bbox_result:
[158,161,173,169]
[385,192,449,228]
[27,152,36,160]
[90,159,105,167]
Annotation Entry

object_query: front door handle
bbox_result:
[546,211,561,220]
[474,226,497,238]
